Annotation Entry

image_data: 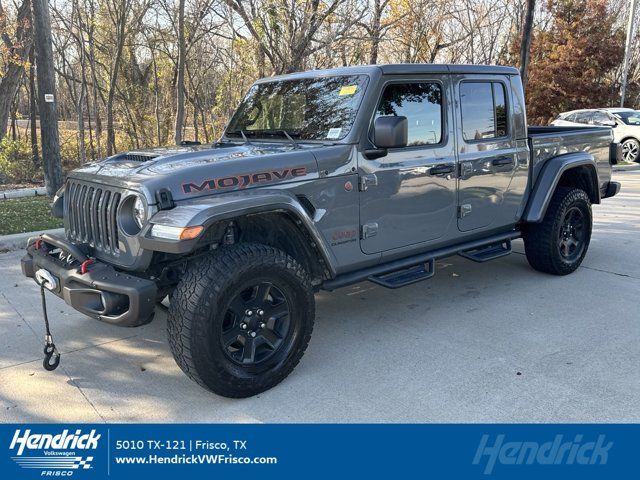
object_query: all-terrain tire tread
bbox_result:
[167,243,314,398]
[523,187,591,275]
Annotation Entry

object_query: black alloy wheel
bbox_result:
[221,282,291,365]
[557,206,587,262]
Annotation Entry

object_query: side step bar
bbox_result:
[458,239,512,263]
[322,231,520,291]
[368,259,435,289]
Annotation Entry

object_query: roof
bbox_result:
[561,107,635,116]
[256,63,520,83]
[601,107,635,113]
[378,63,519,76]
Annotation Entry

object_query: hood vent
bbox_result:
[110,152,159,162]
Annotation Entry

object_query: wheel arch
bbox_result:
[143,190,337,282]
[620,135,640,144]
[523,152,600,223]
[226,212,333,284]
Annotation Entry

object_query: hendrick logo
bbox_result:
[473,434,612,475]
[10,429,101,475]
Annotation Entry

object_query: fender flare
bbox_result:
[523,152,600,223]
[139,189,338,277]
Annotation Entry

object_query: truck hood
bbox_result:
[68,142,322,204]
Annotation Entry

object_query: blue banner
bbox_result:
[0,424,636,479]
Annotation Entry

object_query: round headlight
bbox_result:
[133,196,146,228]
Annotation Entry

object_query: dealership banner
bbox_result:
[0,424,636,479]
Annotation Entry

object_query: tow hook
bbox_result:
[79,259,93,274]
[35,269,61,371]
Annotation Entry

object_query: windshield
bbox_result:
[613,111,640,125]
[225,75,369,142]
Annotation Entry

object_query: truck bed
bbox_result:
[527,125,614,187]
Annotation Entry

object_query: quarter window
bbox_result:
[374,83,442,146]
[460,82,508,141]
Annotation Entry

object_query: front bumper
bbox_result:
[21,234,157,327]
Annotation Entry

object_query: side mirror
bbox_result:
[601,120,617,128]
[373,116,408,148]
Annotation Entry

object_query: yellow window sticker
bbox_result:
[339,85,357,96]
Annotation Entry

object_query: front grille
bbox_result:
[65,180,122,254]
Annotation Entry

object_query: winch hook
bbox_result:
[39,283,61,371]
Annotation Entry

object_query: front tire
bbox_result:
[523,187,592,275]
[167,243,315,398]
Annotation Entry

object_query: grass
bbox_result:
[0,196,63,235]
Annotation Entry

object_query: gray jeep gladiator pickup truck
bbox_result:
[22,64,620,397]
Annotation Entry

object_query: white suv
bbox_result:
[552,108,640,163]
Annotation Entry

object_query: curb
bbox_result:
[0,187,48,200]
[613,163,640,172]
[0,228,64,252]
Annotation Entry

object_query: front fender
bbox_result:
[139,189,337,276]
[523,152,600,223]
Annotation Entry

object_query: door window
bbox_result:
[374,83,442,146]
[460,81,508,141]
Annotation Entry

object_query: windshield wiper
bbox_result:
[280,130,300,149]
[239,130,252,145]
[226,128,301,148]
[222,130,252,145]
[249,129,301,148]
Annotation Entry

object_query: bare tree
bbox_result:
[100,0,150,155]
[32,0,63,194]
[174,0,186,144]
[104,0,131,156]
[28,48,39,166]
[86,0,103,159]
[226,0,365,74]
[0,0,32,140]
[358,0,393,64]
[520,0,536,89]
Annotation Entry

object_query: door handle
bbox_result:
[492,156,514,166]
[429,164,455,175]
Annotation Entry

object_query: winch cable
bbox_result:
[39,283,61,371]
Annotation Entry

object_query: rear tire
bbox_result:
[167,243,315,398]
[523,187,592,275]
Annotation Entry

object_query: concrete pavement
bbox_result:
[0,170,639,423]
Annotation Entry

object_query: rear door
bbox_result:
[358,77,457,254]
[455,78,520,232]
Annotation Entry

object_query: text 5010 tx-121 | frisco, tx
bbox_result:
[22,63,620,398]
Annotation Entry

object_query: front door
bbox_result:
[455,79,519,232]
[359,78,457,254]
